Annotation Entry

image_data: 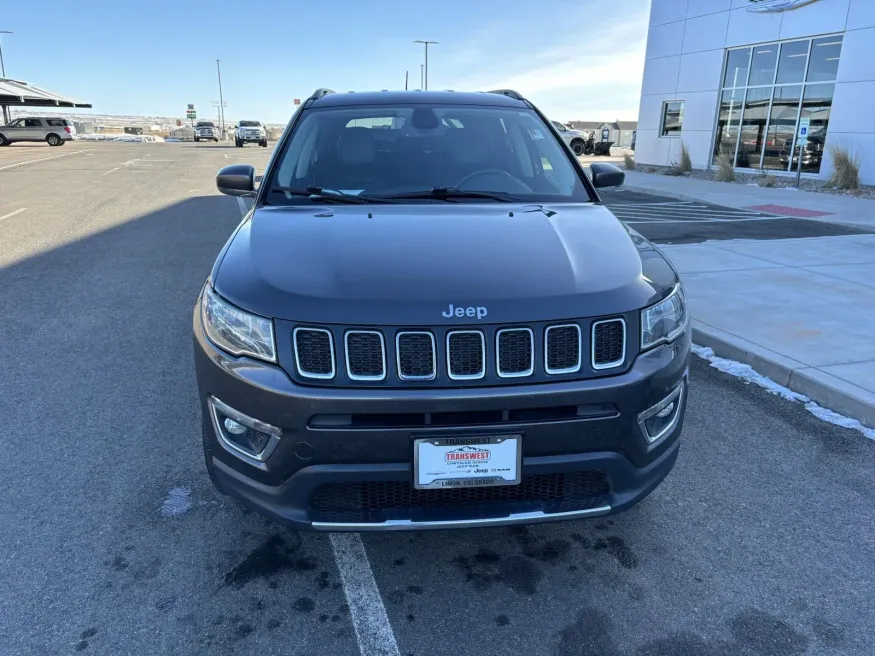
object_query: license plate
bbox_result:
[413,435,522,490]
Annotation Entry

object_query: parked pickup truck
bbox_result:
[235,120,268,147]
[195,121,220,142]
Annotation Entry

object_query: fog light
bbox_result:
[638,382,685,444]
[208,396,282,463]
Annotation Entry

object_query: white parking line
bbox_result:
[236,197,248,216]
[0,207,27,222]
[0,150,89,171]
[330,533,400,656]
[103,167,120,176]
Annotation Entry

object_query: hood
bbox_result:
[213,203,678,324]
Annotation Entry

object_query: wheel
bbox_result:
[235,139,242,147]
[194,136,200,142]
[214,138,219,142]
[571,140,585,156]
[0,134,9,146]
[46,134,62,147]
[260,140,268,147]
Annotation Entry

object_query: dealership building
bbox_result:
[636,0,875,183]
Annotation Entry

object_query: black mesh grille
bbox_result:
[310,471,610,523]
[448,332,484,378]
[346,332,384,379]
[497,329,533,376]
[593,320,625,367]
[294,329,334,376]
[397,333,435,379]
[546,325,581,372]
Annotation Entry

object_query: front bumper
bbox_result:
[193,304,691,531]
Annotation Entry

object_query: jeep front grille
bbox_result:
[293,328,335,379]
[447,331,486,380]
[545,324,582,374]
[396,332,436,380]
[496,328,533,378]
[592,319,626,369]
[345,331,386,380]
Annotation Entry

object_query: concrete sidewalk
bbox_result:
[622,170,875,231]
[659,234,875,430]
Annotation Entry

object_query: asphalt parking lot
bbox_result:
[2,142,874,656]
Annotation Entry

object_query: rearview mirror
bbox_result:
[590,162,625,189]
[216,164,256,197]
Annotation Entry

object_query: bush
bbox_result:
[669,141,692,176]
[757,172,777,187]
[623,153,635,170]
[714,146,736,182]
[828,144,861,190]
[644,166,658,174]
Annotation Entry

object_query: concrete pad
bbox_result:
[818,361,875,395]
[789,368,875,429]
[658,243,781,273]
[802,263,875,289]
[714,234,875,267]
[681,267,875,367]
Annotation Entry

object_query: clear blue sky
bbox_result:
[2,0,649,124]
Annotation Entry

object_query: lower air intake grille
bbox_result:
[309,471,611,523]
[396,332,436,380]
[546,324,581,373]
[294,328,334,378]
[447,331,485,379]
[497,328,533,377]
[345,331,385,380]
[592,319,625,369]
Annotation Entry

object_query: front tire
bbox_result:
[214,138,219,142]
[46,134,62,147]
[235,139,242,147]
[260,140,268,147]
[571,140,585,156]
[194,136,200,142]
[0,134,9,146]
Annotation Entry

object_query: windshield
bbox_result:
[267,104,593,204]
[197,122,215,128]
[239,121,261,127]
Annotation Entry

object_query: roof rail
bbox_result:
[310,88,335,100]
[486,89,525,101]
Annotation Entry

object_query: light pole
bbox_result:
[413,40,438,90]
[0,30,12,124]
[216,59,226,139]
[420,64,424,91]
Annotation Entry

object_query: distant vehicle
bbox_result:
[0,117,76,147]
[195,121,220,142]
[235,120,268,148]
[550,120,590,156]
[779,133,825,169]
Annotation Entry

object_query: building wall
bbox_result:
[637,0,875,183]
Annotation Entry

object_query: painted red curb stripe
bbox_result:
[746,204,835,218]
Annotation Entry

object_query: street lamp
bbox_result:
[0,30,13,124]
[413,40,438,90]
[216,59,226,139]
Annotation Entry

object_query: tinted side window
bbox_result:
[46,119,67,127]
[25,119,43,127]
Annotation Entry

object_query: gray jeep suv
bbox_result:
[193,88,690,531]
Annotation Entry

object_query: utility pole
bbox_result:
[420,65,424,90]
[405,70,408,91]
[216,59,226,139]
[414,40,438,90]
[0,30,13,124]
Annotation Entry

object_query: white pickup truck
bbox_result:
[235,120,268,148]
[194,121,220,142]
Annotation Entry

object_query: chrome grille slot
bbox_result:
[446,330,485,380]
[592,319,626,369]
[545,324,582,374]
[396,332,436,380]
[345,330,386,380]
[496,328,534,378]
[294,328,335,379]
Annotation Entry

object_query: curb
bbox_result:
[621,184,700,204]
[691,321,875,430]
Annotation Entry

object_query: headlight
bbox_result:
[640,284,687,350]
[201,285,276,362]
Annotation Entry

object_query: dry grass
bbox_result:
[714,146,736,182]
[623,153,635,170]
[668,141,692,176]
[827,144,862,190]
[757,172,778,187]
[644,166,658,174]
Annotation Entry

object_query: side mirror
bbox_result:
[216,164,256,197]
[590,162,625,189]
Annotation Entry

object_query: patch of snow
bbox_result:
[76,133,165,143]
[692,344,874,440]
[161,487,192,516]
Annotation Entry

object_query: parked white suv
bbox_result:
[235,120,268,147]
[0,117,76,147]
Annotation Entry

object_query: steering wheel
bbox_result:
[455,169,533,194]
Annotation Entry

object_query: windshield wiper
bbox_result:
[378,187,517,202]
[268,186,383,204]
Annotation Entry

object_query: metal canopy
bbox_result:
[0,77,92,108]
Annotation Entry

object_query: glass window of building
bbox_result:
[713,35,842,174]
[661,101,684,136]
